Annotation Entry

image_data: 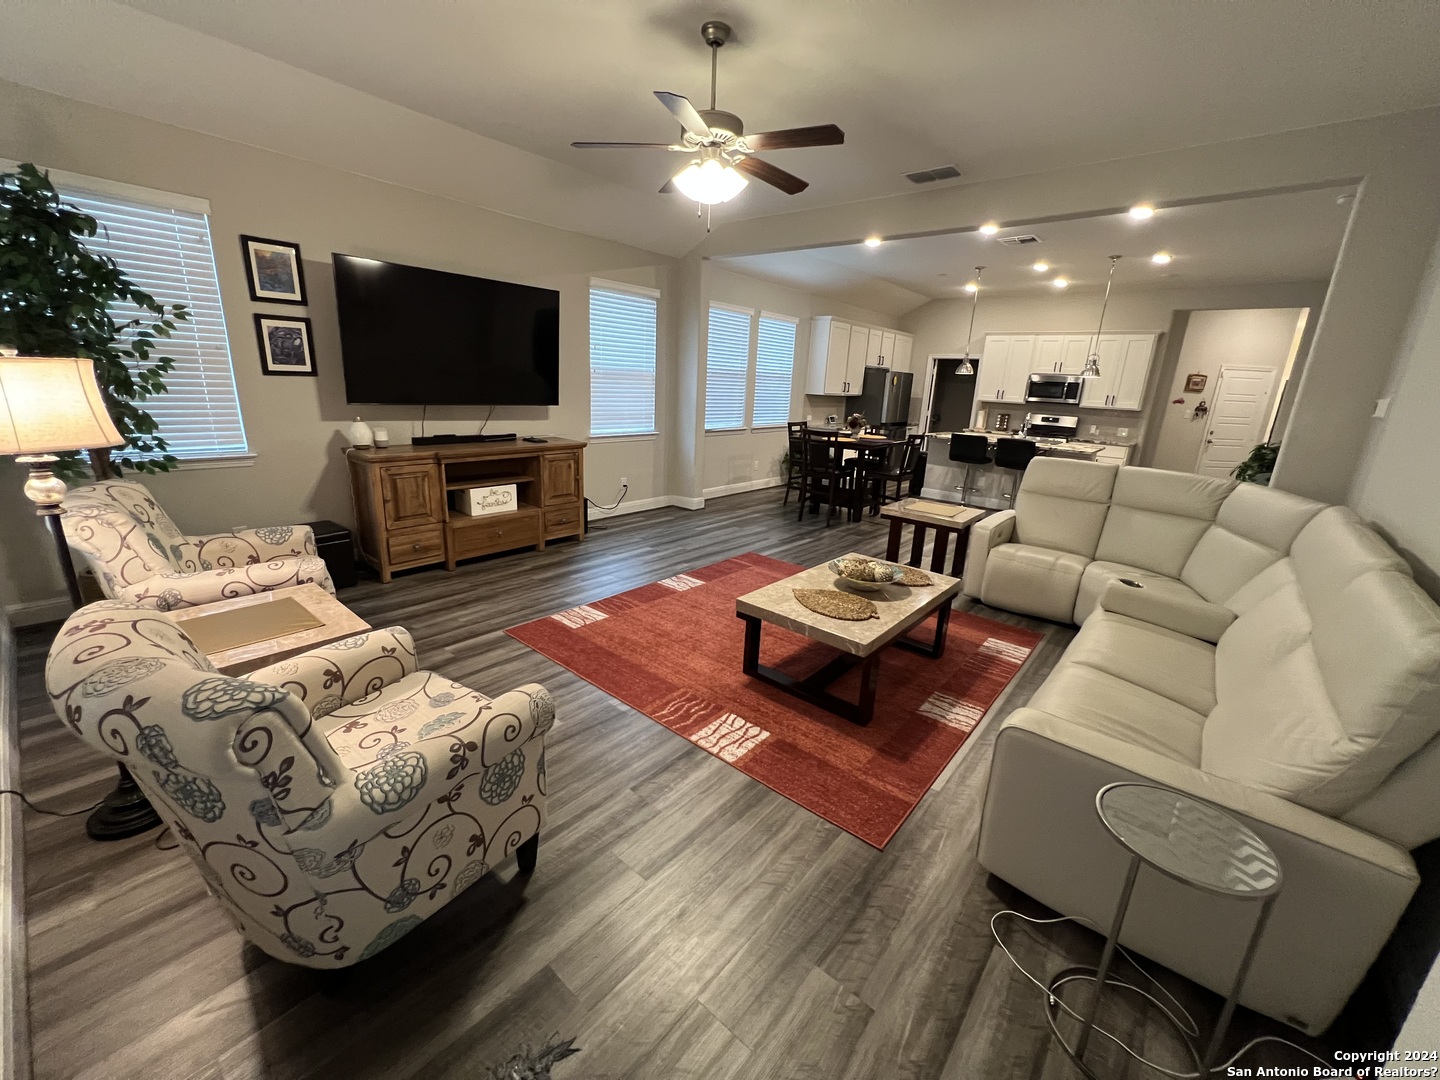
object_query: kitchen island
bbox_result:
[919,431,1107,507]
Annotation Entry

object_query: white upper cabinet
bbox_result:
[807,316,914,393]
[1059,335,1093,374]
[1080,333,1157,410]
[1034,335,1064,374]
[976,335,1036,402]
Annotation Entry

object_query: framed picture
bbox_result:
[1184,373,1208,393]
[240,235,307,304]
[254,314,317,376]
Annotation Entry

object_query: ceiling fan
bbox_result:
[571,19,844,205]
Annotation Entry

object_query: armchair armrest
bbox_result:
[248,626,419,718]
[187,524,317,566]
[963,509,1015,598]
[117,557,332,611]
[1097,579,1235,643]
[293,683,555,854]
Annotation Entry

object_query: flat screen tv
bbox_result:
[333,254,560,406]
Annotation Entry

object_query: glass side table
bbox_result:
[1046,782,1283,1078]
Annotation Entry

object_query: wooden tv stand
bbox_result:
[346,438,586,582]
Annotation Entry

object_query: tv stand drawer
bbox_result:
[387,526,445,567]
[545,501,583,538]
[450,512,542,559]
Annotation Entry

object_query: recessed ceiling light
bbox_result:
[1129,204,1156,220]
[1151,251,1173,265]
[863,236,883,248]
[1032,260,1050,272]
[1052,276,1070,289]
[979,223,1000,236]
[964,282,979,293]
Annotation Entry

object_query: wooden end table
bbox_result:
[735,554,964,726]
[880,500,989,577]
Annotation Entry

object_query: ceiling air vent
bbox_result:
[904,165,962,184]
[996,234,1042,245]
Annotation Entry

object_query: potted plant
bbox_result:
[1233,442,1280,485]
[0,162,188,481]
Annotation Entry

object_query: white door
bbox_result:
[976,337,1011,401]
[1196,365,1279,479]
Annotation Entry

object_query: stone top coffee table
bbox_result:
[735,554,964,725]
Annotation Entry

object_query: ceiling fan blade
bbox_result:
[654,91,713,139]
[742,124,845,151]
[734,155,809,195]
[571,141,678,149]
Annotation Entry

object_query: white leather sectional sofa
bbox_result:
[964,459,1440,1033]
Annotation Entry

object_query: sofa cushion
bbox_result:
[1059,610,1217,715]
[1012,458,1118,558]
[1181,484,1327,604]
[1073,560,1208,625]
[1093,468,1234,578]
[1204,509,1440,815]
[1028,663,1205,763]
[980,544,1089,623]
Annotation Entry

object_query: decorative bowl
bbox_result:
[828,557,906,591]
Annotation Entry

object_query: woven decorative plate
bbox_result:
[897,566,934,587]
[793,588,879,621]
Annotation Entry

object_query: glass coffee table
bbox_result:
[734,554,964,725]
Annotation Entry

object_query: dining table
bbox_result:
[804,429,910,521]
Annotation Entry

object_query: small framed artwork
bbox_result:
[240,235,308,304]
[1184,373,1208,393]
[254,314,317,376]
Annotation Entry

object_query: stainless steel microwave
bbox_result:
[1025,372,1084,404]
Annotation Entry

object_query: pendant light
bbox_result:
[958,265,984,376]
[1081,255,1122,379]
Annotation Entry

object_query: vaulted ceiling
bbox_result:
[2,0,1438,258]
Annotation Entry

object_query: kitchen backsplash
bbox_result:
[973,406,1142,445]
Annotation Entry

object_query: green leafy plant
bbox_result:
[1233,442,1280,484]
[0,162,188,482]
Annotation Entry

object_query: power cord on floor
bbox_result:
[584,484,629,531]
[991,909,1340,1077]
[0,788,105,817]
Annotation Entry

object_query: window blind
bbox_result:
[589,285,657,436]
[753,314,798,427]
[58,185,248,461]
[705,304,751,430]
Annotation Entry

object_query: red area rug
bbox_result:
[506,553,1044,847]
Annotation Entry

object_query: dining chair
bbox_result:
[861,434,927,514]
[948,434,994,506]
[783,421,808,505]
[796,430,853,527]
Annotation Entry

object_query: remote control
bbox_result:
[522,436,547,443]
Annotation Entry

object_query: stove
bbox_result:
[1026,413,1080,442]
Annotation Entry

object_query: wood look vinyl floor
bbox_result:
[14,490,1340,1079]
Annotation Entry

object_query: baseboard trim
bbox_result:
[587,494,706,520]
[702,477,783,499]
[3,597,70,629]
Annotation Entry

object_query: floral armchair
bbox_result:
[46,601,553,966]
[61,479,334,611]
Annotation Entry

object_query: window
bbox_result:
[753,313,798,427]
[55,178,248,463]
[705,304,751,431]
[589,283,658,436]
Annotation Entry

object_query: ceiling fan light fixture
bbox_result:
[672,156,748,204]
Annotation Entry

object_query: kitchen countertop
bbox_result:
[926,431,1108,457]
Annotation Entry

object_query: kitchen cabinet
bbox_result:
[976,334,1037,402]
[1034,333,1096,374]
[807,316,913,393]
[1080,333,1157,411]
[1095,445,1132,466]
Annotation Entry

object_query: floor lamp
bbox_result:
[0,351,163,840]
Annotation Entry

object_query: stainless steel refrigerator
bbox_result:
[852,367,913,428]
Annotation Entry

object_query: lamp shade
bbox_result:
[0,356,123,456]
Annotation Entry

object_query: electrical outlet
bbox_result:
[1088,424,1098,434]
[1117,428,1129,438]
[619,476,628,489]
[753,458,759,473]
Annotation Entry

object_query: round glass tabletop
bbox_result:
[1096,783,1282,899]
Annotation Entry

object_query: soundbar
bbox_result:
[411,432,517,446]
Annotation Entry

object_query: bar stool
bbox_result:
[948,434,993,506]
[993,438,1038,506]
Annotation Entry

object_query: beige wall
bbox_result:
[1349,228,1440,599]
[1148,307,1308,473]
[702,267,890,494]
[0,81,674,617]
[698,108,1440,506]
[901,281,1329,453]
